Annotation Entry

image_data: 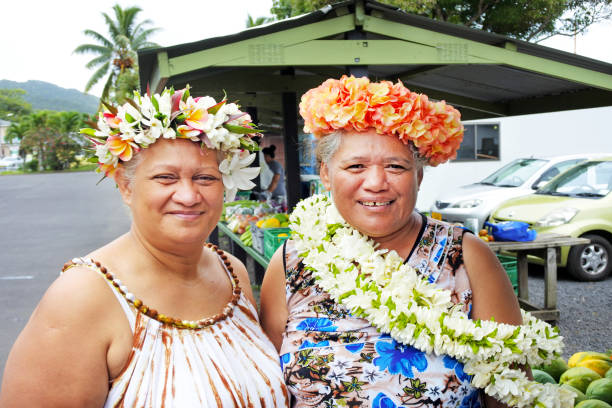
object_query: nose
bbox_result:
[172,180,201,207]
[362,165,388,192]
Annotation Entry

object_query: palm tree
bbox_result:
[74,5,160,102]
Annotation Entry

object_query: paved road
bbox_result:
[0,172,131,381]
[0,172,610,385]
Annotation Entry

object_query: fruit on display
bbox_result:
[606,367,612,379]
[574,400,612,408]
[537,357,570,382]
[586,378,612,404]
[570,353,612,368]
[533,369,557,384]
[560,367,603,393]
[578,359,612,378]
[239,225,253,247]
[477,228,494,242]
[561,384,587,404]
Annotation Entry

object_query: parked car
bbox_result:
[430,154,604,230]
[0,156,24,171]
[490,156,612,281]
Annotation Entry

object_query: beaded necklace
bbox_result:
[62,243,241,330]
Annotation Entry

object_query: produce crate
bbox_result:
[497,254,518,295]
[250,222,265,254]
[263,227,291,259]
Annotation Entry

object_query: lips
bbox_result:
[168,210,204,220]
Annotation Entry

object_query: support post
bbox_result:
[544,247,557,310]
[517,251,529,300]
[281,69,301,212]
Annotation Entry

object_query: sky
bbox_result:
[1,0,611,98]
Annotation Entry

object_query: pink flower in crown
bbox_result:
[103,112,121,129]
[107,135,139,162]
[176,96,212,139]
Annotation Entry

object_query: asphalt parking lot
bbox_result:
[0,171,610,385]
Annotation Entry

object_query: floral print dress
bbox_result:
[280,216,480,407]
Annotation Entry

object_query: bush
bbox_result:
[25,159,38,172]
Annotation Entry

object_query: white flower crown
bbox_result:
[80,86,261,201]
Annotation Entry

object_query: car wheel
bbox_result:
[567,234,612,281]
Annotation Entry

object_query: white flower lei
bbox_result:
[290,194,575,408]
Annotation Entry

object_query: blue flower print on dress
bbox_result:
[443,355,470,382]
[280,353,291,370]
[296,317,337,332]
[299,340,330,350]
[459,390,481,408]
[345,343,364,353]
[372,392,397,408]
[374,339,427,378]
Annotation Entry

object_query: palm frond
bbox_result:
[81,29,113,48]
[85,62,110,92]
[86,54,111,70]
[100,71,116,103]
[74,44,111,56]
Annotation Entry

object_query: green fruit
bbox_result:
[273,213,289,223]
[538,357,569,382]
[561,367,603,393]
[560,383,586,404]
[575,400,612,408]
[533,369,556,384]
[586,378,612,404]
[606,367,612,380]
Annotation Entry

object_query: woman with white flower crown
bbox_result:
[0,87,289,407]
[260,76,573,408]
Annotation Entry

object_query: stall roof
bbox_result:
[138,0,612,124]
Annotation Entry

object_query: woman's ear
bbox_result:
[320,162,331,191]
[114,168,133,206]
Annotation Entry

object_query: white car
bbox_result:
[430,154,610,230]
[0,156,24,171]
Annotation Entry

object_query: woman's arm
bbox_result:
[267,173,280,193]
[0,267,119,408]
[259,246,289,351]
[462,232,526,408]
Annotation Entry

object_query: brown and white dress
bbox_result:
[280,216,481,408]
[64,253,289,408]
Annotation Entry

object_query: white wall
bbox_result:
[416,106,612,212]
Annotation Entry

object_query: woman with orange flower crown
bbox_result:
[0,87,289,407]
[260,76,574,408]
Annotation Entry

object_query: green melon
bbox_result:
[586,378,612,404]
[560,367,602,393]
[560,383,587,404]
[575,400,612,408]
[538,357,569,382]
[533,369,557,384]
[606,367,612,380]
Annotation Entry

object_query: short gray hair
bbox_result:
[314,131,427,170]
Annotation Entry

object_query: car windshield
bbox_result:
[537,160,612,198]
[480,158,547,187]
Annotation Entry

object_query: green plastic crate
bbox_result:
[263,227,291,259]
[497,254,518,294]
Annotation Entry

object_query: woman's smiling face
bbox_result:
[320,130,423,241]
[118,138,225,247]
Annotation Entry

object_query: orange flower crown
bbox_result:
[299,75,464,166]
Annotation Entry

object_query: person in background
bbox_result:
[262,145,286,206]
[0,87,289,407]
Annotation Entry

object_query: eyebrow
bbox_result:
[339,156,414,165]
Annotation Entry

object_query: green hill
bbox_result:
[0,80,99,115]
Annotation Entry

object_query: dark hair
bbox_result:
[262,145,276,158]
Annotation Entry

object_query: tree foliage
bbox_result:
[268,0,612,41]
[74,5,160,104]
[0,89,32,121]
[246,14,275,27]
[11,111,89,171]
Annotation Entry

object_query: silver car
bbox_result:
[430,154,604,230]
[0,156,24,171]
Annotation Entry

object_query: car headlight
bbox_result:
[535,207,579,227]
[450,199,482,209]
